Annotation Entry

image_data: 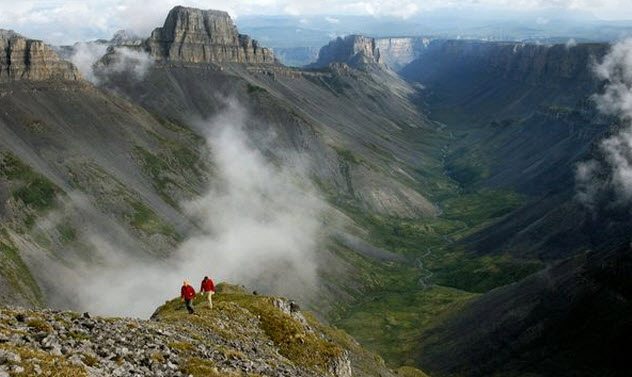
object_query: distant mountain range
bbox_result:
[237,9,632,66]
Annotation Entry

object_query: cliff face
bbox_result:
[146,6,275,64]
[311,35,383,69]
[0,30,80,82]
[375,37,431,71]
[403,40,608,87]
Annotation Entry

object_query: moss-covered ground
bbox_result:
[155,284,344,374]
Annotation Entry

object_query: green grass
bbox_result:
[128,200,179,239]
[1,153,39,181]
[12,177,57,212]
[0,344,87,376]
[154,284,344,374]
[441,189,524,226]
[431,252,544,293]
[181,357,223,377]
[247,83,267,94]
[338,205,458,255]
[0,152,59,226]
[334,286,476,367]
[26,318,53,333]
[0,228,43,306]
[329,187,540,368]
[225,295,343,370]
[57,224,77,243]
[338,188,523,258]
[133,145,206,207]
[445,146,491,187]
[396,366,431,377]
[133,146,179,206]
[332,145,362,165]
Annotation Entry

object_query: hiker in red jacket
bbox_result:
[180,280,196,314]
[200,276,215,309]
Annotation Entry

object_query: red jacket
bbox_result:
[181,285,195,300]
[201,278,215,293]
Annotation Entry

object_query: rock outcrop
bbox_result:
[310,35,383,69]
[0,285,398,377]
[0,30,80,82]
[146,6,276,65]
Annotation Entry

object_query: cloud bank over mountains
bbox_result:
[1,0,631,45]
[576,39,632,210]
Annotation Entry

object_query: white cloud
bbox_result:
[576,39,632,209]
[64,101,325,317]
[566,38,578,49]
[98,47,155,81]
[1,0,632,45]
[69,42,108,83]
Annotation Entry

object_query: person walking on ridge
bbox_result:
[200,276,215,309]
[181,280,196,314]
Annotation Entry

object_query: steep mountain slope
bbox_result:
[400,39,632,376]
[0,79,206,309]
[416,243,632,377]
[401,40,614,258]
[0,7,450,329]
[100,64,441,219]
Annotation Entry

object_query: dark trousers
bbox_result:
[185,299,194,314]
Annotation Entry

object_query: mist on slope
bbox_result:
[44,101,325,317]
[70,43,153,84]
[576,39,632,210]
[69,42,108,83]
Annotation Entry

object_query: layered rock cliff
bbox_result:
[310,35,383,69]
[402,40,608,87]
[145,6,275,65]
[0,30,80,82]
[375,37,431,71]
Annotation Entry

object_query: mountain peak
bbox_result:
[0,29,20,38]
[145,6,276,65]
[0,29,80,82]
[169,5,231,18]
[310,34,383,69]
[110,29,143,46]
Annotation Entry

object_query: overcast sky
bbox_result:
[1,0,632,45]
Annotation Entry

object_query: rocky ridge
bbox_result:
[0,284,404,377]
[0,30,80,82]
